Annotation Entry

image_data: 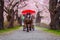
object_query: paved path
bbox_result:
[0,27,60,40]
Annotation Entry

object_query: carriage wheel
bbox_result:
[23,25,26,31]
[32,25,34,31]
[29,24,32,31]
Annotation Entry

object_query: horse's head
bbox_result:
[24,14,32,24]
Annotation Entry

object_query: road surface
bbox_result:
[0,27,60,40]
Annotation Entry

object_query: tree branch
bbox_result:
[4,8,8,14]
[11,1,19,9]
[4,6,9,12]
[9,0,14,6]
[14,10,18,14]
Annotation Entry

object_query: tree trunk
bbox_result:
[36,11,41,26]
[54,6,60,30]
[9,15,14,28]
[49,0,57,29]
[0,0,4,29]
[7,9,15,28]
[16,9,22,26]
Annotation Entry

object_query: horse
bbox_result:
[23,13,34,32]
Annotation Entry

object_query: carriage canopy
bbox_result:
[22,9,35,15]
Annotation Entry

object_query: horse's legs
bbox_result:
[26,24,29,32]
[29,24,32,31]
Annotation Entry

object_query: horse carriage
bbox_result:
[22,10,35,32]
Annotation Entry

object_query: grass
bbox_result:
[37,27,60,36]
[0,26,21,34]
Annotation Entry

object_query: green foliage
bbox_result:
[44,28,60,36]
[0,26,21,34]
[37,27,60,36]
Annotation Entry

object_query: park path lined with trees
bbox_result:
[0,0,60,40]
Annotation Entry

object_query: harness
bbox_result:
[24,15,32,24]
